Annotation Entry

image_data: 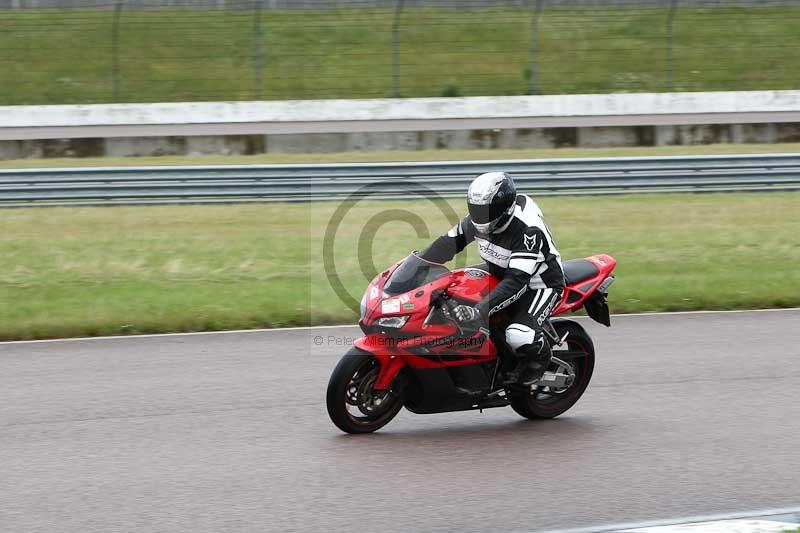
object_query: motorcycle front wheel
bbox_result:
[509,320,595,420]
[326,348,403,434]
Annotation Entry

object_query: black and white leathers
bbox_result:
[423,193,564,317]
[421,193,565,356]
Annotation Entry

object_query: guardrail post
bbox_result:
[665,0,677,92]
[252,0,264,100]
[528,0,543,95]
[111,0,124,101]
[392,0,405,98]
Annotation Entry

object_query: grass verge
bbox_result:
[1,193,798,341]
[1,6,799,104]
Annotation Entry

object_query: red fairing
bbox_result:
[446,268,499,303]
[354,254,615,390]
[554,254,617,316]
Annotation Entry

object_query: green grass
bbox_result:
[1,193,799,341]
[1,6,799,104]
[2,142,800,169]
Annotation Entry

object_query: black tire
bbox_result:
[326,348,403,434]
[509,320,595,420]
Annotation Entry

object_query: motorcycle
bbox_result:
[326,252,617,434]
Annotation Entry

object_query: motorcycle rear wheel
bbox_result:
[509,320,595,420]
[326,348,403,434]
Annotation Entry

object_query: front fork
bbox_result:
[354,336,407,391]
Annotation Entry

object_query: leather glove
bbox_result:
[453,304,481,324]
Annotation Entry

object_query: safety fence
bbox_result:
[1,153,799,207]
[0,0,798,105]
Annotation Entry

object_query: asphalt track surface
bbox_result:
[1,310,798,532]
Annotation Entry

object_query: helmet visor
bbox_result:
[469,202,508,234]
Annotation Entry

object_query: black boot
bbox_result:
[505,342,552,386]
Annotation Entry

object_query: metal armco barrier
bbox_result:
[1,153,799,207]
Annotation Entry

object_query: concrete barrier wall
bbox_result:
[2,91,800,159]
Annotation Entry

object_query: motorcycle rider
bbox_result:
[421,172,565,386]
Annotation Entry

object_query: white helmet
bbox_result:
[467,172,517,234]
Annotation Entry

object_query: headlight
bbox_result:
[376,316,409,329]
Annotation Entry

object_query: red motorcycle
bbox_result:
[326,252,617,434]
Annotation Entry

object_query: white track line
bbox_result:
[542,506,800,533]
[621,520,798,533]
[0,307,798,346]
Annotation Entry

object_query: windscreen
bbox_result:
[383,254,450,296]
